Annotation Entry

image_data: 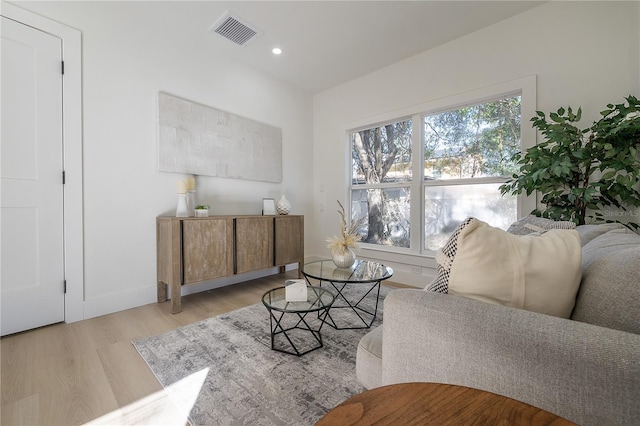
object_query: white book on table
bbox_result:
[285,279,307,302]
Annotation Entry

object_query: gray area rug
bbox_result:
[133,284,392,425]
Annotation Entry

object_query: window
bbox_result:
[351,119,412,248]
[349,89,527,254]
[423,96,520,250]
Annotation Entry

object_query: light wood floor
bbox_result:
[1,272,297,425]
[1,272,405,425]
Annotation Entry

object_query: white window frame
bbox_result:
[345,76,537,261]
[349,116,414,252]
[421,92,525,253]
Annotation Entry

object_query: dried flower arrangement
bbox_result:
[326,200,364,253]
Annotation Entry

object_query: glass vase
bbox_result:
[176,193,189,217]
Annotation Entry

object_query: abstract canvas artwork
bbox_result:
[157,92,282,182]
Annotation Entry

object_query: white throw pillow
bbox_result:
[429,217,582,318]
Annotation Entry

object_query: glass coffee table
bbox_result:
[262,286,335,356]
[302,260,393,330]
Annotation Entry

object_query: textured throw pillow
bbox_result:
[507,215,576,235]
[427,217,582,318]
[425,217,474,294]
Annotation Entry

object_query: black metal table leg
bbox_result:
[319,279,381,330]
[301,260,393,331]
[266,297,333,356]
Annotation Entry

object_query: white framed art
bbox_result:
[262,198,276,215]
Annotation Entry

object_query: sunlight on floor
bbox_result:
[85,368,209,425]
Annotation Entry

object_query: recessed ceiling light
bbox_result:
[272,47,282,55]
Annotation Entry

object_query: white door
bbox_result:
[1,16,65,336]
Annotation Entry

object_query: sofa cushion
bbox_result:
[355,326,383,389]
[571,230,640,333]
[428,218,582,318]
[580,228,640,268]
[507,215,576,235]
[575,223,632,247]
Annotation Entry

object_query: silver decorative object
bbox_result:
[332,247,356,268]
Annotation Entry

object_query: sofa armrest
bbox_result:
[382,289,640,426]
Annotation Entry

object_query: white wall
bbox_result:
[312,1,640,287]
[11,1,640,315]
[14,1,314,318]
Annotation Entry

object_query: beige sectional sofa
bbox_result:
[356,224,640,426]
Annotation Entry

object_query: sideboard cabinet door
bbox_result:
[275,216,304,266]
[182,218,234,284]
[235,217,274,274]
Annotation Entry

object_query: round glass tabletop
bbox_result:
[262,286,335,313]
[302,259,393,283]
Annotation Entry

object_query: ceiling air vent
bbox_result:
[209,12,261,46]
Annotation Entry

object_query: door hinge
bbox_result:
[61,61,65,75]
[64,280,67,293]
[62,170,66,184]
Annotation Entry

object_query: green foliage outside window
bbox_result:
[424,96,521,179]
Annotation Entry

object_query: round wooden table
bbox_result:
[317,382,576,425]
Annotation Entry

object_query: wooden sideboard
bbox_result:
[157,215,304,313]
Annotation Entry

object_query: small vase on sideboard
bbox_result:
[276,195,291,215]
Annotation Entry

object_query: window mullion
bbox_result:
[423,176,509,187]
[411,113,423,253]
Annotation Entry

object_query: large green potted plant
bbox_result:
[500,95,640,230]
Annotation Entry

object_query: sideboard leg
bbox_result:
[170,281,182,313]
[158,280,168,303]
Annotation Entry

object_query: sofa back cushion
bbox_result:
[571,229,640,334]
[575,223,631,247]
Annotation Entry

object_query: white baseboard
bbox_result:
[83,286,157,320]
[388,269,434,289]
[81,265,299,320]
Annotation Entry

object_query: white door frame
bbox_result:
[2,2,84,323]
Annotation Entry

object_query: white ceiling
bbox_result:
[192,1,545,93]
[24,1,545,93]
